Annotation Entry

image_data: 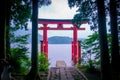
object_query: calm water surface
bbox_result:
[27,44,73,67]
[48,44,73,67]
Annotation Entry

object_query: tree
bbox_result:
[68,0,111,79]
[0,0,7,79]
[26,0,51,79]
[0,0,32,78]
[6,0,31,56]
[3,0,32,77]
[27,0,39,79]
[6,0,11,56]
[4,0,31,77]
[1,0,32,78]
[96,0,111,80]
[1,0,51,79]
[110,0,120,79]
[81,32,112,73]
[68,0,99,30]
[10,29,30,74]
[81,32,100,69]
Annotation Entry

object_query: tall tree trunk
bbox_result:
[96,0,111,80]
[31,0,39,76]
[26,0,39,79]
[0,0,6,80]
[6,0,11,55]
[110,0,120,80]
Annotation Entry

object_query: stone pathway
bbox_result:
[47,60,88,80]
[47,67,88,80]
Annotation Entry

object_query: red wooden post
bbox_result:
[72,41,74,61]
[40,41,44,53]
[73,25,78,64]
[45,41,48,58]
[42,24,48,58]
[76,41,80,63]
[43,24,48,42]
[40,41,48,58]
[78,41,81,61]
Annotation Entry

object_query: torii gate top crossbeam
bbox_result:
[38,19,72,24]
[38,19,85,30]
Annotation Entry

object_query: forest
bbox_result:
[0,0,119,80]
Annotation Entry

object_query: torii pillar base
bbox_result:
[40,41,48,58]
[72,41,81,64]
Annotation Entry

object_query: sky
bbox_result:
[38,0,77,19]
[29,0,94,39]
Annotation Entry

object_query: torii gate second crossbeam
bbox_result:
[38,19,85,64]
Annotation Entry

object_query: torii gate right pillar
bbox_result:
[72,25,81,64]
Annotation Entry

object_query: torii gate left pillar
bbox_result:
[40,24,48,58]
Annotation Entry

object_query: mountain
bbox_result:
[78,38,85,42]
[14,29,42,43]
[48,36,86,44]
[48,36,72,44]
[13,29,85,44]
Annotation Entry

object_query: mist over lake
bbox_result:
[48,44,73,67]
[26,44,73,67]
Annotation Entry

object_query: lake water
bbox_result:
[48,44,73,67]
[27,44,73,67]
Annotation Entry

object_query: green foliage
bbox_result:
[10,23,30,75]
[38,0,51,7]
[11,33,29,45]
[81,32,112,72]
[10,0,32,30]
[68,0,98,30]
[10,47,29,74]
[38,53,50,72]
[8,0,52,76]
[10,29,30,74]
[81,32,100,66]
[3,0,32,75]
[116,0,120,28]
[68,0,120,30]
[68,0,81,8]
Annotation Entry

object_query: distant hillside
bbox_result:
[78,38,85,42]
[48,36,86,44]
[14,29,42,43]
[48,36,72,44]
[13,29,85,44]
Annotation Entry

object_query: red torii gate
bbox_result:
[38,19,85,64]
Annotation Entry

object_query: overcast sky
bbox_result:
[38,0,77,19]
[34,0,94,38]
